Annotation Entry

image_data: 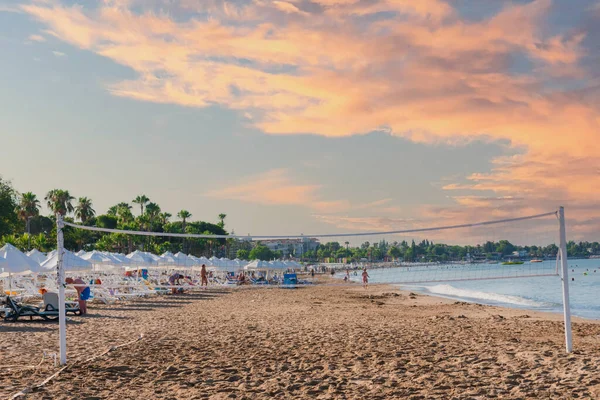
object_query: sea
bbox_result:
[339,258,600,320]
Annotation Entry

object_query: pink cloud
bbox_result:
[20,0,600,237]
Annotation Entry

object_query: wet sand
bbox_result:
[2,283,600,399]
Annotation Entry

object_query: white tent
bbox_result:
[41,249,92,272]
[1,244,42,275]
[27,249,47,265]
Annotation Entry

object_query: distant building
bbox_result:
[259,237,319,258]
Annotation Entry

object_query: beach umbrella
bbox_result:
[174,252,196,267]
[198,256,212,266]
[75,250,87,257]
[0,244,42,275]
[244,260,271,270]
[40,249,93,272]
[126,250,155,266]
[107,252,130,264]
[159,251,177,266]
[27,249,47,265]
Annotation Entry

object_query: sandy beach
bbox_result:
[2,282,600,399]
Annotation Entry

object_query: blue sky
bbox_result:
[0,0,599,242]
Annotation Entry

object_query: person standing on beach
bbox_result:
[66,277,89,314]
[362,268,370,289]
[200,264,208,287]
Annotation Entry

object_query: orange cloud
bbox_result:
[20,0,600,238]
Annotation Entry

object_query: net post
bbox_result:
[56,214,67,365]
[558,206,572,353]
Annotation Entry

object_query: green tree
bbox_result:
[388,246,402,260]
[45,189,75,216]
[96,214,118,229]
[145,202,161,223]
[249,245,274,261]
[17,192,40,231]
[159,212,172,225]
[236,249,249,259]
[132,195,150,215]
[218,213,227,228]
[75,197,96,224]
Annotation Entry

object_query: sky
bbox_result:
[0,0,599,244]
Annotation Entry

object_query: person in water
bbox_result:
[362,268,370,289]
[200,264,208,287]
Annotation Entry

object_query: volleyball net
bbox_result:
[52,207,572,363]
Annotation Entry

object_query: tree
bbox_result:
[236,249,249,259]
[249,244,275,261]
[45,189,75,216]
[218,213,227,228]
[132,195,150,215]
[388,246,402,260]
[159,212,172,225]
[177,210,192,231]
[75,197,96,224]
[145,202,161,223]
[17,192,40,230]
[96,214,118,229]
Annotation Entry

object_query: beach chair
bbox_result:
[3,296,59,322]
[42,292,82,316]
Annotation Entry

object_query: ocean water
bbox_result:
[340,259,600,320]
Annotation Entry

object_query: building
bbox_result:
[259,237,319,258]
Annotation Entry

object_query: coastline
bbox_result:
[2,282,600,399]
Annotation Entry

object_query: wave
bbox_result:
[419,284,546,308]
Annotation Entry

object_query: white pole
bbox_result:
[558,206,572,353]
[57,214,67,365]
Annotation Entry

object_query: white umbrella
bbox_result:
[27,249,47,265]
[199,256,212,266]
[81,250,112,264]
[107,252,130,264]
[75,250,87,257]
[126,250,155,266]
[0,243,42,275]
[159,251,177,266]
[244,260,271,270]
[41,249,93,272]
[174,252,196,267]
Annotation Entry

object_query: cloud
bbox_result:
[52,50,66,57]
[28,34,46,42]
[206,169,321,207]
[19,0,600,238]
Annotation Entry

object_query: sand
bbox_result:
[2,282,600,399]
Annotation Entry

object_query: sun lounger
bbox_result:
[3,296,59,322]
[42,292,82,316]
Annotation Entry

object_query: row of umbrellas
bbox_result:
[0,244,302,276]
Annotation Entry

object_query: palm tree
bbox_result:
[218,213,227,228]
[178,210,192,232]
[132,195,150,216]
[75,197,96,224]
[178,210,192,252]
[145,202,161,223]
[45,189,75,216]
[17,192,40,227]
[116,202,134,224]
[345,241,349,250]
[159,212,172,225]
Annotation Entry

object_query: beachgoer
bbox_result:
[66,277,88,314]
[330,269,335,277]
[311,269,315,278]
[238,271,246,285]
[346,269,350,281]
[169,273,183,294]
[362,268,369,289]
[200,264,208,287]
